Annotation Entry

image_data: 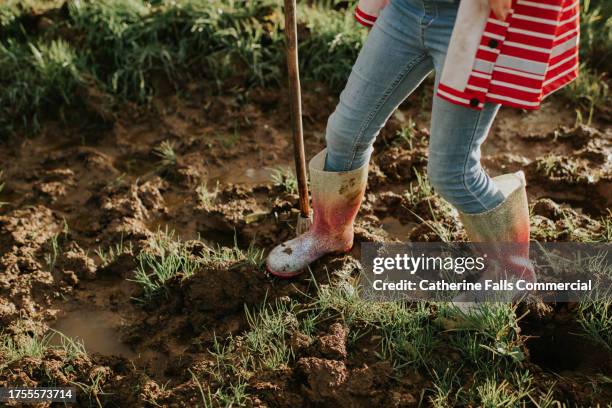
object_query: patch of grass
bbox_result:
[153,140,177,170]
[193,300,297,406]
[579,0,612,71]
[378,301,437,369]
[131,227,199,299]
[203,337,250,405]
[577,299,612,351]
[0,327,86,370]
[70,369,108,408]
[243,298,298,370]
[428,366,464,407]
[0,170,7,208]
[270,166,297,194]
[196,181,220,209]
[404,169,433,206]
[476,375,532,408]
[44,233,61,272]
[314,279,438,369]
[394,118,417,149]
[562,64,609,125]
[438,302,526,368]
[95,234,133,267]
[297,2,366,89]
[598,210,612,242]
[203,239,265,270]
[0,38,83,134]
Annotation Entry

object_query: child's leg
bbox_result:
[423,0,505,215]
[324,0,437,172]
[426,96,505,214]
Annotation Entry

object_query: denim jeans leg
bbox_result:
[427,96,505,214]
[424,0,505,214]
[324,0,435,172]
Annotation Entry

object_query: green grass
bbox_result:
[0,0,608,135]
[0,327,86,370]
[270,166,297,194]
[0,0,363,135]
[131,228,266,300]
[0,170,7,208]
[378,301,437,369]
[131,227,199,299]
[153,140,177,170]
[243,299,298,370]
[202,239,266,270]
[95,234,134,267]
[44,233,62,272]
[196,181,220,209]
[577,298,612,351]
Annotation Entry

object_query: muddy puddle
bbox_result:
[212,165,292,186]
[50,309,135,357]
[50,307,173,377]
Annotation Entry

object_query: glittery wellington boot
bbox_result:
[266,149,368,278]
[456,171,536,304]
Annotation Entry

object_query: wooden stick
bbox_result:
[283,0,310,219]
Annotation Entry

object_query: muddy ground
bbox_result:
[0,78,611,407]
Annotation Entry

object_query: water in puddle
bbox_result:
[215,165,291,185]
[51,309,135,357]
[381,216,414,241]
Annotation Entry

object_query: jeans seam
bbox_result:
[461,107,490,212]
[343,52,429,171]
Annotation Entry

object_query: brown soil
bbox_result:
[0,79,610,406]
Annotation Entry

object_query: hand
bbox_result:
[489,0,512,20]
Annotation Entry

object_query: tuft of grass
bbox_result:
[70,369,108,408]
[196,181,220,209]
[243,299,298,370]
[476,376,532,408]
[270,166,297,194]
[203,238,266,270]
[395,118,417,149]
[562,64,609,125]
[44,233,61,272]
[428,367,463,407]
[404,169,433,206]
[95,234,133,267]
[203,337,250,406]
[438,302,526,368]
[0,327,86,370]
[153,140,177,170]
[378,301,437,369]
[577,298,612,351]
[0,170,7,208]
[131,227,199,300]
[0,38,83,134]
[598,210,612,242]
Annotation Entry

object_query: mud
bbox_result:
[0,68,611,406]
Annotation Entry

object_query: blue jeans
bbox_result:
[323,0,505,214]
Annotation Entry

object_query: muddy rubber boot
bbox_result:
[455,171,536,305]
[266,149,368,278]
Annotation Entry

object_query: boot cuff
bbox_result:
[309,148,369,175]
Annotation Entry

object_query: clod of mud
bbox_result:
[57,241,97,281]
[318,323,348,360]
[294,357,399,406]
[0,205,62,252]
[182,264,271,329]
